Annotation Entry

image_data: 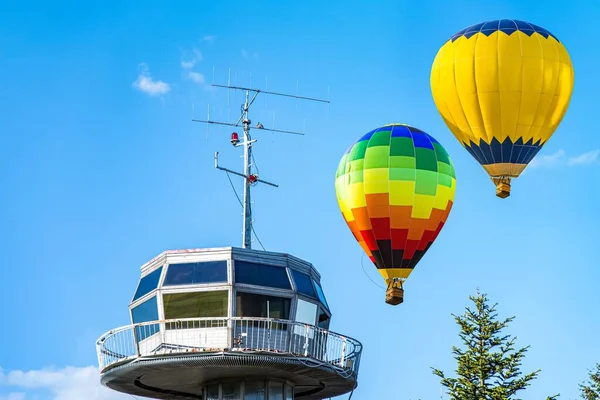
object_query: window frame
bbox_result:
[289,268,318,299]
[317,306,331,330]
[129,294,160,324]
[162,260,229,288]
[130,265,166,304]
[311,279,330,311]
[294,297,319,326]
[129,295,160,341]
[232,259,293,291]
[162,288,231,321]
[233,288,295,321]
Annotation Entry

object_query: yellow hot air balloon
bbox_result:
[430,19,574,198]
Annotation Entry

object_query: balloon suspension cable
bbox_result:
[491,176,511,199]
[385,277,405,306]
[386,278,403,291]
[360,253,385,290]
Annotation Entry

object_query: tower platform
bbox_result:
[96,247,362,399]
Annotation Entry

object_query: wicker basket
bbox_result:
[495,182,511,199]
[385,287,404,305]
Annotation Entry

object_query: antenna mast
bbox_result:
[193,82,329,249]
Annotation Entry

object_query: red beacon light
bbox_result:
[247,174,258,184]
[230,132,239,146]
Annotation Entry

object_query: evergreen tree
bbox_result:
[580,363,600,399]
[431,291,558,400]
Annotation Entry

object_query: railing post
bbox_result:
[303,325,309,357]
[267,317,272,351]
[227,318,233,349]
[340,338,347,368]
[160,321,166,354]
[287,321,292,354]
[96,341,104,371]
[133,325,141,357]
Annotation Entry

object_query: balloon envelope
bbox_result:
[430,19,574,197]
[335,124,456,284]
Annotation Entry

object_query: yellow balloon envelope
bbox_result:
[430,19,574,198]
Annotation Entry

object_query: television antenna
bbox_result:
[192,77,329,249]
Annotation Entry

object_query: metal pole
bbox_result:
[242,90,252,249]
[267,300,271,351]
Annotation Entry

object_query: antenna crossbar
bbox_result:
[214,152,278,187]
[212,83,330,103]
[192,119,304,136]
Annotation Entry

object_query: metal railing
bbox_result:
[96,317,362,378]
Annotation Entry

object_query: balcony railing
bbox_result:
[96,317,362,378]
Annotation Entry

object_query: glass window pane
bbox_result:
[164,261,228,286]
[131,296,159,341]
[131,296,159,323]
[295,299,317,325]
[317,308,330,330]
[268,381,283,400]
[163,291,228,319]
[222,382,241,400]
[132,267,162,301]
[285,385,293,400]
[244,381,265,400]
[205,384,219,400]
[290,270,316,298]
[234,261,291,290]
[236,292,290,320]
[313,280,329,310]
[164,263,194,285]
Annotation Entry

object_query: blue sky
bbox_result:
[1,0,599,399]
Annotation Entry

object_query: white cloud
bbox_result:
[241,49,259,59]
[181,60,196,69]
[202,35,216,44]
[187,71,205,84]
[529,149,565,169]
[0,393,26,400]
[0,366,141,400]
[567,149,600,166]
[180,48,209,89]
[132,63,171,96]
[181,48,202,70]
[527,148,600,172]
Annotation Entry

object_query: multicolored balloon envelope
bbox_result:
[334,124,456,306]
[430,19,574,198]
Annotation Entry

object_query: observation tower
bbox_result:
[95,81,363,399]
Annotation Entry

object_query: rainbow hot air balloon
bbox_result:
[334,124,456,306]
[430,20,574,198]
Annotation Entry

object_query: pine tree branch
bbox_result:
[579,363,600,399]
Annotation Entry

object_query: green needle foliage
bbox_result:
[431,291,558,400]
[580,363,600,399]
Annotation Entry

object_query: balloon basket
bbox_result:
[495,182,511,199]
[385,286,404,306]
